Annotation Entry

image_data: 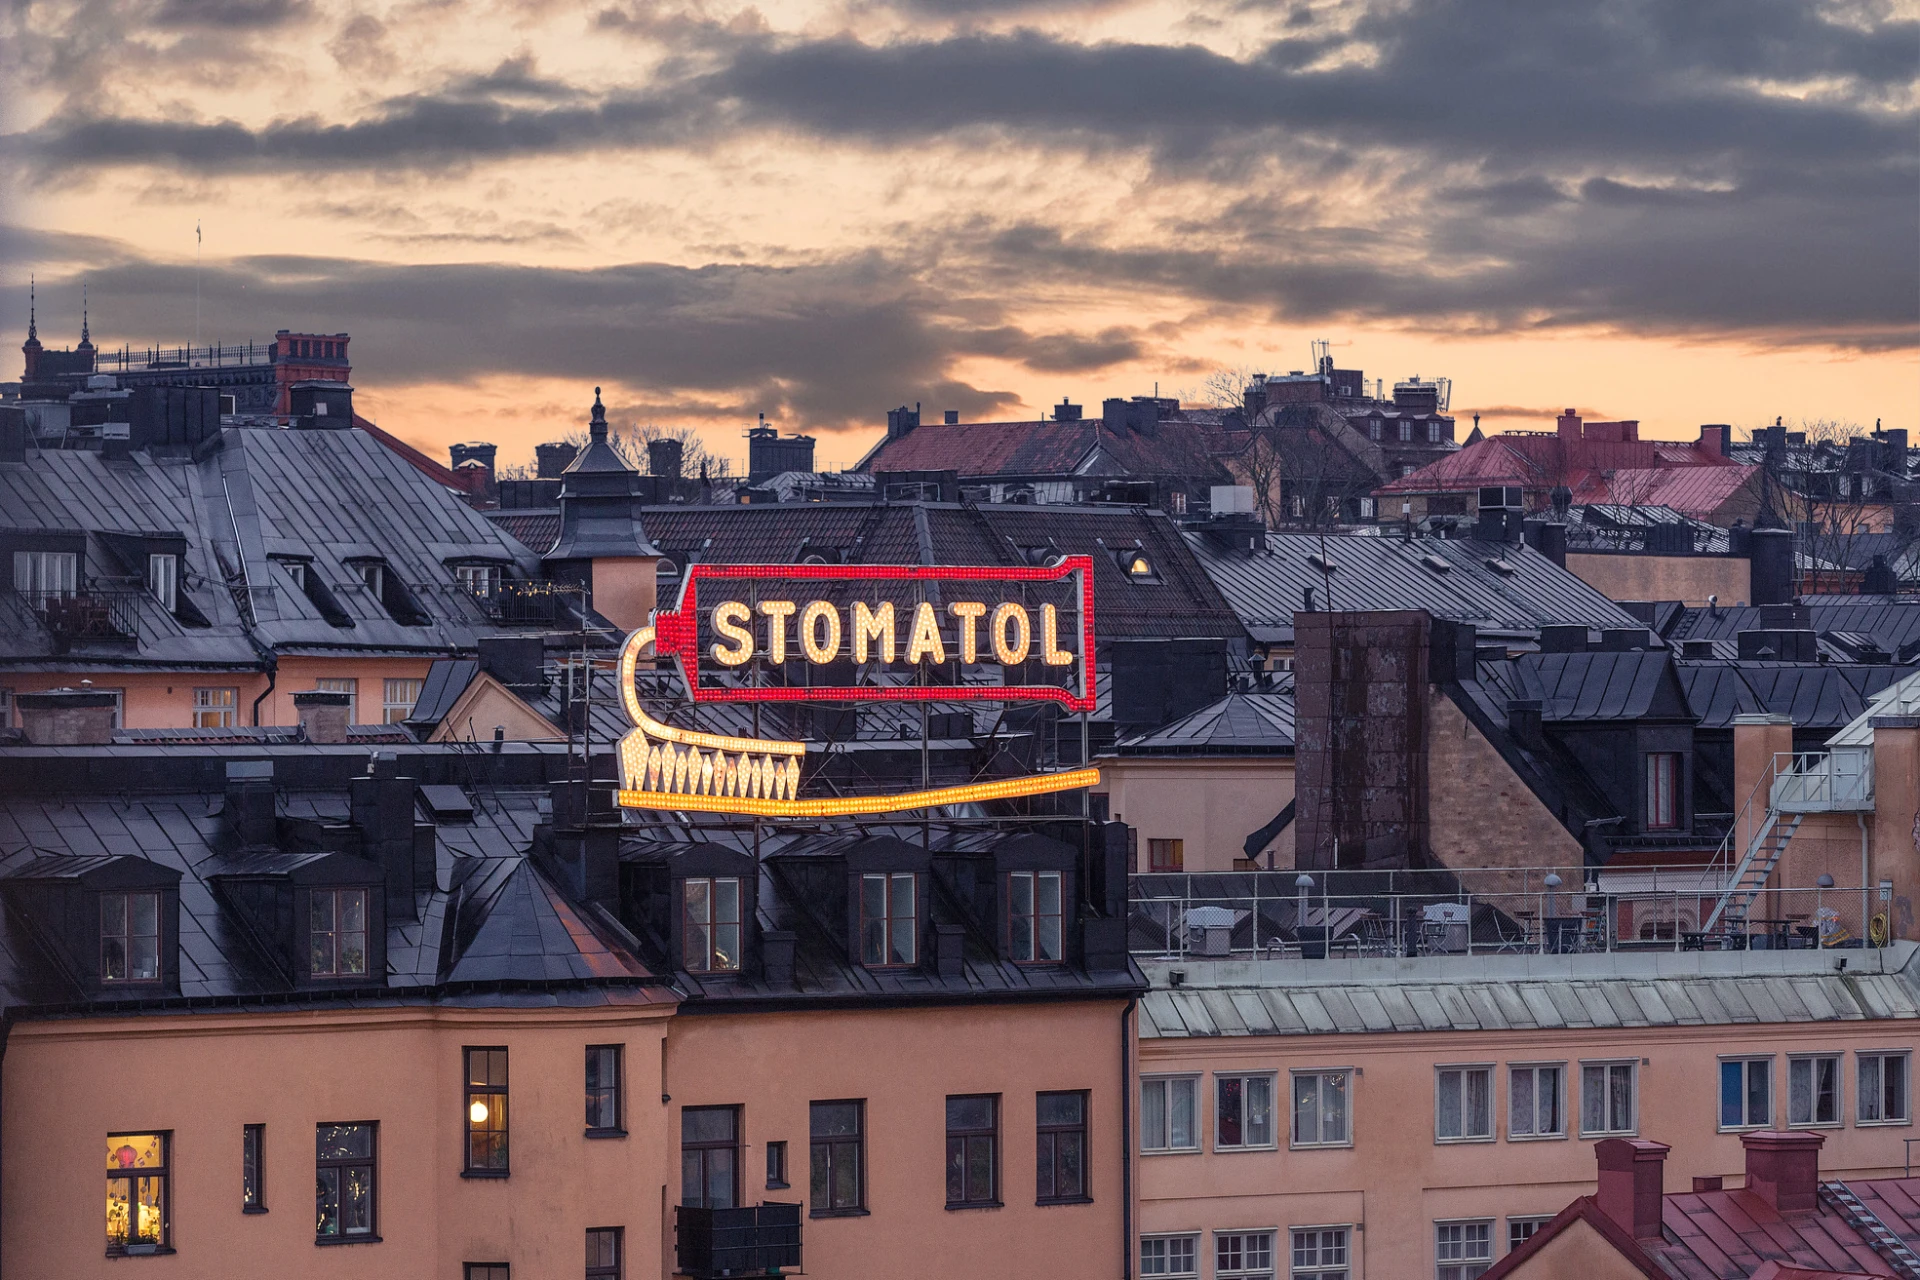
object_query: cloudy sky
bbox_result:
[2,0,1915,470]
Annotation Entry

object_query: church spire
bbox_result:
[26,275,37,344]
[78,282,92,350]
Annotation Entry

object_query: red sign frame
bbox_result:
[651,558,1097,712]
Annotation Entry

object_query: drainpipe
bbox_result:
[1858,813,1869,941]
[249,652,278,727]
[1120,995,1136,1280]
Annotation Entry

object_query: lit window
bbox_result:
[1168,491,1188,515]
[1788,1055,1841,1127]
[1141,1076,1198,1152]
[1008,871,1063,963]
[1436,1066,1494,1141]
[1291,1227,1349,1280]
[242,1124,266,1212]
[309,888,368,977]
[683,877,742,973]
[1645,753,1681,830]
[1720,1057,1772,1130]
[586,1045,623,1134]
[1580,1061,1636,1136]
[193,687,236,728]
[101,891,161,983]
[1142,1235,1199,1276]
[1507,1218,1551,1253]
[314,1123,376,1241]
[1036,1091,1087,1202]
[810,1100,864,1212]
[1292,1070,1351,1147]
[314,678,357,722]
[465,1048,510,1174]
[859,872,917,967]
[1858,1052,1910,1125]
[1216,1074,1277,1149]
[148,553,178,612]
[1148,839,1183,873]
[586,1228,621,1280]
[106,1132,170,1254]
[1508,1064,1564,1139]
[382,679,421,724]
[1216,1230,1274,1280]
[681,1106,739,1208]
[1119,550,1159,581]
[945,1094,998,1207]
[13,548,78,596]
[456,564,501,598]
[1435,1220,1492,1280]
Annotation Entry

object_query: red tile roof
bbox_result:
[1378,430,1744,505]
[1566,465,1762,520]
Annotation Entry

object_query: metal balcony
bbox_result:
[673,1202,802,1278]
[13,589,142,646]
[1770,748,1874,812]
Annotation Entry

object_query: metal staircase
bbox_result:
[1701,810,1804,934]
[1819,1180,1920,1279]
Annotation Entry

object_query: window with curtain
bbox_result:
[683,877,742,973]
[809,1100,864,1213]
[945,1094,998,1207]
[1436,1066,1493,1141]
[106,1132,170,1254]
[859,872,916,967]
[681,1107,740,1209]
[1008,871,1063,963]
[1788,1056,1840,1126]
[1292,1070,1351,1147]
[464,1048,509,1174]
[314,1123,376,1241]
[1140,1077,1197,1152]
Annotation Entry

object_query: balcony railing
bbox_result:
[474,580,569,625]
[12,589,142,645]
[674,1202,801,1278]
[1770,748,1875,812]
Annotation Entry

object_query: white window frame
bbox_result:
[454,563,502,598]
[1140,1075,1200,1154]
[1140,1233,1199,1277]
[1507,1062,1566,1141]
[1214,1072,1279,1151]
[1215,1228,1277,1280]
[1718,1055,1773,1132]
[148,553,178,612]
[314,678,357,724]
[357,562,385,596]
[1579,1060,1637,1137]
[1290,1068,1353,1149]
[1435,1064,1495,1143]
[1506,1217,1552,1254]
[1857,1050,1911,1126]
[192,687,237,729]
[13,548,78,596]
[1434,1218,1494,1280]
[1428,421,1444,444]
[1398,420,1413,442]
[1289,1224,1350,1280]
[382,678,422,724]
[1787,1054,1843,1129]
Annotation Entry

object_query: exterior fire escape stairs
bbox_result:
[1701,810,1805,934]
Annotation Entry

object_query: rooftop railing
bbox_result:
[1770,748,1875,812]
[11,588,142,645]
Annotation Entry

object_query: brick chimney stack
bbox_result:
[1557,408,1581,441]
[294,690,351,744]
[1594,1138,1670,1240]
[1740,1131,1824,1213]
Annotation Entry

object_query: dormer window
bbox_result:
[455,564,501,599]
[1008,871,1063,964]
[309,888,369,977]
[860,873,916,967]
[1369,418,1383,441]
[683,877,742,973]
[281,560,307,590]
[102,891,161,983]
[358,563,384,595]
[147,554,178,612]
[1116,549,1159,583]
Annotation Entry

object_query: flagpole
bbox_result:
[194,221,202,365]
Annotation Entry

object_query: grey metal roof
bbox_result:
[1137,942,1920,1038]
[1109,688,1296,756]
[1669,600,1920,662]
[1677,662,1913,730]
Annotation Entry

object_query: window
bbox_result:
[1217,1074,1277,1150]
[1858,1052,1910,1125]
[1720,1057,1772,1130]
[1645,753,1681,830]
[106,1132,170,1254]
[314,1123,376,1241]
[1580,1062,1636,1136]
[1436,1066,1494,1141]
[1436,1220,1493,1280]
[0,687,11,728]
[381,679,421,724]
[1788,1055,1841,1127]
[1036,1091,1088,1202]
[1292,1070,1351,1148]
[586,1228,621,1280]
[1009,871,1064,963]
[102,890,161,983]
[683,877,742,973]
[1368,419,1382,441]
[859,872,917,967]
[466,1267,509,1280]
[1507,1218,1550,1252]
[945,1094,998,1207]
[766,1141,788,1189]
[809,1100,864,1213]
[457,564,502,598]
[1399,420,1413,442]
[1148,839,1184,873]
[1291,1227,1349,1280]
[1508,1064,1564,1139]
[243,1124,266,1212]
[192,687,236,728]
[1141,1235,1200,1277]
[1428,421,1444,444]
[315,677,357,723]
[13,548,78,595]
[1141,1076,1198,1152]
[282,559,308,591]
[464,1048,509,1174]
[681,1107,739,1208]
[1217,1230,1276,1280]
[1400,463,1417,478]
[309,888,369,977]
[358,562,385,596]
[148,553,178,612]
[586,1045,623,1134]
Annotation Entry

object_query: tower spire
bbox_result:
[27,275,37,343]
[79,282,91,348]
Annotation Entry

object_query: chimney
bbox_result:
[450,441,498,472]
[646,436,684,480]
[1506,697,1544,747]
[535,441,579,478]
[545,766,620,903]
[885,404,920,441]
[294,690,351,743]
[943,409,960,425]
[223,760,277,847]
[1741,1131,1823,1213]
[1537,520,1567,569]
[16,687,117,745]
[1055,400,1083,422]
[0,404,27,464]
[1557,409,1581,441]
[1594,1137,1670,1240]
[1697,424,1728,460]
[761,929,797,986]
[100,421,132,461]
[477,635,545,693]
[1748,527,1794,606]
[351,751,426,921]
[935,923,966,978]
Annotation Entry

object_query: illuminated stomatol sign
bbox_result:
[614,559,1101,816]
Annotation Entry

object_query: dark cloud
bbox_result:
[151,0,309,29]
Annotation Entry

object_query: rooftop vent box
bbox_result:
[1478,485,1524,513]
[1211,485,1255,516]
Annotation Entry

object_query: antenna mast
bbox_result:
[194,221,202,364]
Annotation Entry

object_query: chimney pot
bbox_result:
[1740,1130,1824,1213]
[293,689,351,744]
[16,688,118,745]
[1594,1137,1670,1240]
[943,410,959,425]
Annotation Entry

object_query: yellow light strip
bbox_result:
[618,767,1102,818]
[618,626,805,758]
